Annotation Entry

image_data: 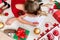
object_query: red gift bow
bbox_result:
[16,28,26,39]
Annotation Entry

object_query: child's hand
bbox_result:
[32,22,39,26]
[6,17,16,25]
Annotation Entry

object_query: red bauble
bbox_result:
[47,33,54,40]
[45,23,49,27]
[53,30,59,36]
[4,13,9,16]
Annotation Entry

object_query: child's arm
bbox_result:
[17,14,39,26]
[6,14,39,26]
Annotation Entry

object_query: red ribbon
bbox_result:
[16,28,26,40]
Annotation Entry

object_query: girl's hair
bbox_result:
[25,0,43,15]
[2,0,10,8]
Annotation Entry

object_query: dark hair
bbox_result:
[25,0,43,15]
[2,0,10,9]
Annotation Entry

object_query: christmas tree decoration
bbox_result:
[53,30,59,36]
[0,22,4,29]
[47,33,54,40]
[34,28,40,35]
[13,27,30,40]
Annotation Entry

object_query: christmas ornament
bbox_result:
[53,30,59,36]
[0,22,4,29]
[13,27,30,40]
[34,28,40,35]
[47,33,54,40]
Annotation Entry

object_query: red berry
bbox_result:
[53,30,59,36]
[4,13,9,16]
[45,23,49,27]
[47,33,54,40]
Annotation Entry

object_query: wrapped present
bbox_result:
[53,1,60,9]
[53,10,60,23]
[13,27,30,40]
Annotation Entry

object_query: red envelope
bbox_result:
[53,10,60,23]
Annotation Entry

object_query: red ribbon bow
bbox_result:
[16,28,26,39]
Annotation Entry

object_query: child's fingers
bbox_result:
[33,22,39,24]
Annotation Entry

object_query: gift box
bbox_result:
[13,27,30,40]
[53,1,60,9]
[53,10,60,23]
